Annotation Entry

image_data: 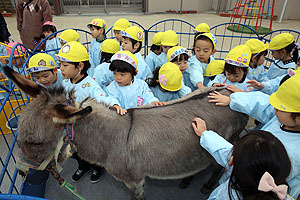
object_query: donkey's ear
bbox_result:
[3,66,43,98]
[48,104,92,124]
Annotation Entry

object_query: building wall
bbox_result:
[147,0,213,13]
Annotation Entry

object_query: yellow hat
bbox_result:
[58,29,80,44]
[159,62,182,91]
[87,19,108,30]
[245,39,268,54]
[27,53,55,73]
[195,32,216,49]
[167,46,188,62]
[194,23,210,33]
[112,18,131,31]
[204,60,225,76]
[101,39,120,54]
[56,41,89,62]
[161,30,178,46]
[121,26,144,42]
[269,73,300,112]
[225,45,251,68]
[269,33,294,51]
[111,51,138,69]
[152,32,164,46]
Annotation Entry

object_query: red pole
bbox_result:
[269,0,275,31]
[255,0,263,31]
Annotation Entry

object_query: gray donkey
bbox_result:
[4,66,248,200]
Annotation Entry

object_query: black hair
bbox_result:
[224,62,248,83]
[89,25,102,31]
[147,66,160,87]
[69,61,90,76]
[42,25,57,36]
[208,75,216,81]
[100,52,114,64]
[171,53,189,63]
[109,60,137,77]
[228,130,291,200]
[192,33,214,54]
[32,69,55,75]
[280,41,299,64]
[250,49,268,68]
[124,37,142,53]
[150,44,161,52]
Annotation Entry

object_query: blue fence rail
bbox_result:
[0,19,299,199]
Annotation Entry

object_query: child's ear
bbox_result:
[78,62,84,71]
[134,42,140,50]
[53,67,58,74]
[211,49,217,55]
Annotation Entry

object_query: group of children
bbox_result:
[1,17,300,200]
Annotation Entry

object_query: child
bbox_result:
[145,32,163,72]
[56,41,118,183]
[27,53,63,88]
[188,32,216,90]
[106,51,165,114]
[42,21,61,67]
[58,29,80,46]
[166,46,190,90]
[192,119,293,200]
[93,39,120,89]
[209,45,253,93]
[121,26,151,80]
[87,19,107,76]
[112,18,131,43]
[147,62,191,102]
[203,59,225,86]
[158,30,178,66]
[266,33,298,80]
[193,23,217,46]
[244,39,269,82]
[208,72,300,199]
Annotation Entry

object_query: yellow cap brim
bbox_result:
[269,92,298,112]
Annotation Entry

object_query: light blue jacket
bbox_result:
[135,52,152,80]
[93,62,114,90]
[45,37,61,67]
[106,78,158,109]
[62,75,118,106]
[229,91,300,198]
[247,65,268,82]
[149,84,191,102]
[266,60,296,80]
[258,74,286,95]
[145,51,161,72]
[88,38,103,76]
[187,55,214,91]
[157,52,167,66]
[208,74,254,92]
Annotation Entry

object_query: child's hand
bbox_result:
[246,79,264,90]
[226,84,242,93]
[112,105,127,116]
[212,83,225,87]
[192,117,207,137]
[0,73,5,80]
[208,91,231,106]
[151,101,166,106]
[0,58,8,64]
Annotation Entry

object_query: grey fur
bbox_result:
[17,87,248,200]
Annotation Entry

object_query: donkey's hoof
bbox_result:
[179,176,193,189]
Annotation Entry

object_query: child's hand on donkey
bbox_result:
[192,118,207,137]
[112,105,127,116]
[208,91,231,106]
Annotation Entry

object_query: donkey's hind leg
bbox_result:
[201,163,224,194]
[124,179,145,200]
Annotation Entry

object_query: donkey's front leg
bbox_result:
[124,179,145,200]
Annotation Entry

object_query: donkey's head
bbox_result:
[4,66,92,164]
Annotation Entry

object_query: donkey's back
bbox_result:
[125,87,248,180]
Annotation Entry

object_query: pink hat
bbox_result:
[42,21,56,28]
[6,42,26,56]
